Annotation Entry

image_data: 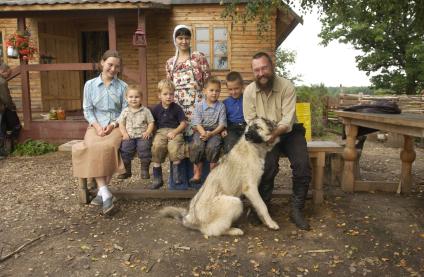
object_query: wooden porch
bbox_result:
[5,11,152,143]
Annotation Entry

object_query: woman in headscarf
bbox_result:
[72,50,127,214]
[151,25,210,190]
[167,25,210,133]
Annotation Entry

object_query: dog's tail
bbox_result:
[159,206,187,220]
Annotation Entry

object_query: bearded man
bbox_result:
[243,52,312,230]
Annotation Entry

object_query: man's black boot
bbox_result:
[290,184,311,230]
[117,162,132,179]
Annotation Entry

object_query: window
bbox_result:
[194,26,229,70]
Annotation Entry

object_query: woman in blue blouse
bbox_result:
[72,50,127,215]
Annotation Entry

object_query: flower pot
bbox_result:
[7,46,19,58]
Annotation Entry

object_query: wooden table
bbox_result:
[335,111,424,193]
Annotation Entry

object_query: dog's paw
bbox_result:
[267,220,280,230]
[226,228,244,236]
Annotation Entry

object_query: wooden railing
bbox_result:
[6,62,139,142]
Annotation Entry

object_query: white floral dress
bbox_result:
[166,51,210,135]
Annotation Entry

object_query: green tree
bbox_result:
[318,0,424,94]
[275,47,302,83]
[222,0,424,94]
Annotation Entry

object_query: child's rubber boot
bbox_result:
[148,166,163,189]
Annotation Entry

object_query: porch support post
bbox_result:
[108,15,117,50]
[137,11,148,106]
[18,17,31,128]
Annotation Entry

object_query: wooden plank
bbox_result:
[110,188,311,200]
[24,63,96,71]
[108,15,117,50]
[349,118,424,138]
[39,32,76,41]
[335,111,424,128]
[121,68,139,83]
[6,65,21,81]
[0,3,165,12]
[17,16,25,31]
[400,135,415,193]
[307,141,343,153]
[0,9,166,20]
[353,181,399,192]
[17,17,32,128]
[19,120,88,143]
[138,11,148,106]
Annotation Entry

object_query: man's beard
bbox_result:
[255,73,275,91]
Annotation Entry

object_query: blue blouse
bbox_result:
[83,75,128,128]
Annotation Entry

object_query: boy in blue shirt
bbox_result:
[222,71,245,154]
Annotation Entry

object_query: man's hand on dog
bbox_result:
[267,125,289,144]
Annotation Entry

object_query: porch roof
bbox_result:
[0,0,302,44]
[0,0,170,11]
[0,0,170,5]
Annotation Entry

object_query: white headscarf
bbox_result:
[171,24,192,71]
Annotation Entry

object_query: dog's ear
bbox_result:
[261,117,277,130]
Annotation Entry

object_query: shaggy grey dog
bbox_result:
[160,117,280,236]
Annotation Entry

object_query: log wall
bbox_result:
[2,4,278,115]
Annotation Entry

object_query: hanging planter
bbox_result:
[7,46,19,58]
[5,28,37,60]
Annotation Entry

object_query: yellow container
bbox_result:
[296,103,312,141]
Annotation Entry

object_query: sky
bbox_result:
[282,10,372,87]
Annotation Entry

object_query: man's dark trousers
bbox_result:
[259,123,312,210]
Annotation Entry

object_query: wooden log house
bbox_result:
[0,0,301,142]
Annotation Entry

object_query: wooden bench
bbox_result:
[305,141,343,204]
[71,140,343,205]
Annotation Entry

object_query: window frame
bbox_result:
[193,24,231,71]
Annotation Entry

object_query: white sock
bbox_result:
[99,186,112,201]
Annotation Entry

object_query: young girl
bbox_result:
[117,85,155,180]
[72,50,127,215]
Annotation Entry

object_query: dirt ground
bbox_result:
[0,138,423,277]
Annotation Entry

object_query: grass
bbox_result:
[12,139,57,156]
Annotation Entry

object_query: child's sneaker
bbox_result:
[189,177,201,185]
[90,195,103,206]
[102,197,115,215]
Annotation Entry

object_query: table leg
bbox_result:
[312,152,325,204]
[78,178,89,204]
[400,135,416,193]
[87,177,97,190]
[342,123,358,192]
